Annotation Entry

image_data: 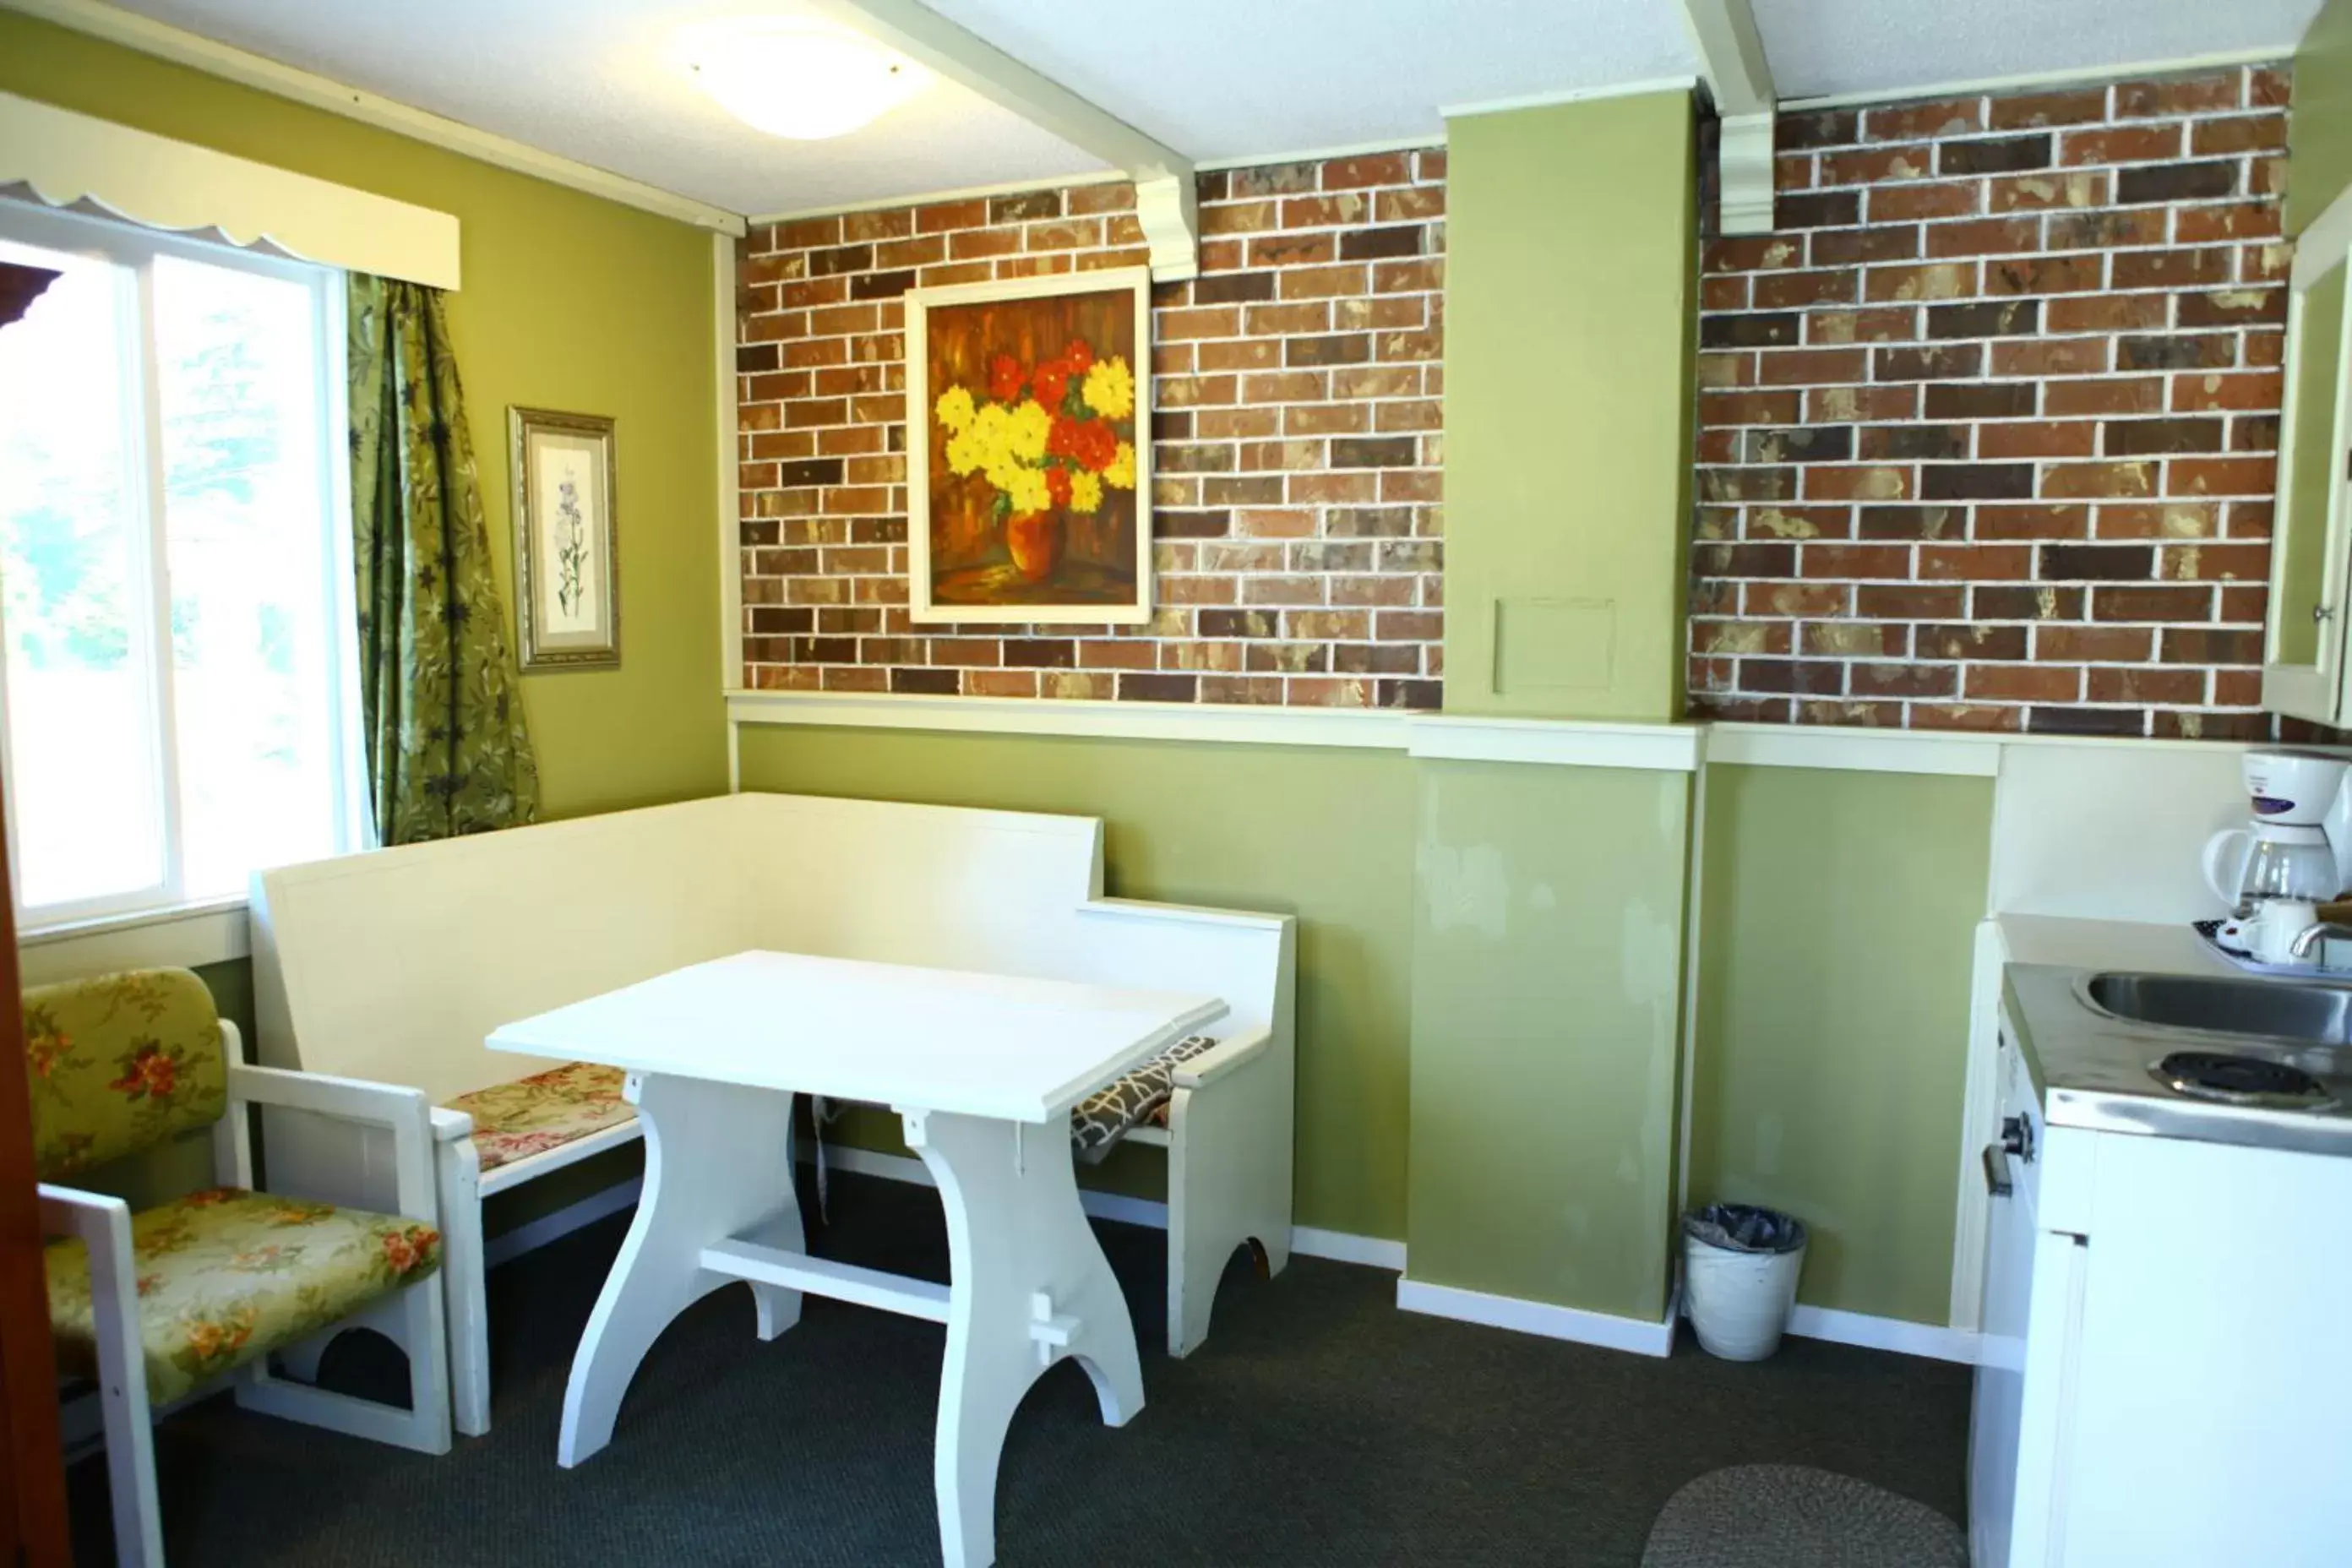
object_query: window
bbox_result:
[0,204,363,930]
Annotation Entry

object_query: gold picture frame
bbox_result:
[905,267,1154,623]
[509,406,619,671]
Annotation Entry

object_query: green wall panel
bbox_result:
[736,724,1418,1241]
[1405,761,1690,1319]
[1689,765,1992,1326]
[0,14,730,820]
[1443,90,1698,721]
[2293,0,2352,237]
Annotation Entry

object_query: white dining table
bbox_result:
[485,948,1226,1568]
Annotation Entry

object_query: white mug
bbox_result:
[2253,899,2319,966]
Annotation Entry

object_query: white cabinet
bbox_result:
[1972,1021,2352,1566]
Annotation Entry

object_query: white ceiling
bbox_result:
[112,0,2326,219]
[1753,0,2324,101]
[114,0,1112,215]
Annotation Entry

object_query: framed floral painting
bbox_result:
[508,406,619,670]
[906,268,1152,623]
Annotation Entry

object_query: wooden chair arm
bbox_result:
[1171,1025,1273,1090]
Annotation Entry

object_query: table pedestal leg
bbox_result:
[558,1072,802,1467]
[904,1109,1144,1568]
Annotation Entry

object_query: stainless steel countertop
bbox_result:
[2003,961,2352,1157]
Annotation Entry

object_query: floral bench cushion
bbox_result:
[445,1061,634,1173]
[1070,1034,1219,1165]
[23,967,226,1181]
[45,1187,442,1405]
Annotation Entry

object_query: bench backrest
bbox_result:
[252,792,1288,1108]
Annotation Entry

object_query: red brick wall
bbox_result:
[735,151,1446,706]
[1691,64,2290,739]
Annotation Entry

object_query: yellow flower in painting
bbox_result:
[934,384,977,435]
[1104,440,1137,491]
[945,430,983,476]
[1006,466,1053,514]
[1008,398,1052,463]
[969,403,1012,471]
[1081,355,1135,421]
[1069,470,1104,514]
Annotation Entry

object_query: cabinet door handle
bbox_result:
[2318,605,2337,625]
[1982,1141,2012,1198]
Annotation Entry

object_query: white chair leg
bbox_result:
[79,1198,165,1567]
[1163,1067,1293,1358]
[434,1135,491,1438]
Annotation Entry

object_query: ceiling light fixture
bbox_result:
[682,18,933,140]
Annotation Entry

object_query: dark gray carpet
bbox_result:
[1642,1465,1968,1566]
[69,1173,1968,1566]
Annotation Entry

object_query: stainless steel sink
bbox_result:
[2079,972,2352,1046]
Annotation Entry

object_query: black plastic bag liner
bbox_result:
[1682,1203,1808,1255]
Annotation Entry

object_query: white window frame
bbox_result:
[0,199,369,943]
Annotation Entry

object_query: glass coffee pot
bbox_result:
[2203,821,2339,917]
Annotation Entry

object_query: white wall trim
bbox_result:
[6,0,747,237]
[1409,715,1705,772]
[482,1176,644,1270]
[1785,1304,1981,1365]
[1441,76,1701,121]
[18,897,248,986]
[1395,1277,1677,1357]
[746,167,1129,227]
[1779,47,2290,113]
[729,688,1416,751]
[0,90,461,288]
[712,231,742,701]
[1707,721,2002,777]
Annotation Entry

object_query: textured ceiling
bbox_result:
[114,0,1110,215]
[1753,0,2322,101]
[106,0,2326,217]
[915,0,1701,161]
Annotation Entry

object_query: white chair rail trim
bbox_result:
[729,690,2252,778]
[1,90,462,288]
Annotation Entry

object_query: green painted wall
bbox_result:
[2292,0,2352,235]
[0,14,729,819]
[1405,762,1690,1319]
[1688,765,1993,1326]
[1442,90,1698,721]
[735,725,1418,1240]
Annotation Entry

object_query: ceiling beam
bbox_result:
[803,0,1198,278]
[1678,0,1777,235]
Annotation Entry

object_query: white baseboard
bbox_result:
[1786,1304,1981,1365]
[1394,1277,1677,1358]
[824,1144,1407,1271]
[482,1177,643,1270]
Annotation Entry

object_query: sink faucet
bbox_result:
[2289,923,2352,961]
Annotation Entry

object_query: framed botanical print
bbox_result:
[509,406,619,670]
[906,267,1153,623]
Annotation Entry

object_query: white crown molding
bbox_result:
[3,0,748,237]
[1396,1277,1677,1357]
[1195,135,1447,173]
[746,167,1128,228]
[1778,46,2292,113]
[1440,75,1701,122]
[0,90,462,287]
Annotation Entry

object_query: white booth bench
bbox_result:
[248,792,1295,1435]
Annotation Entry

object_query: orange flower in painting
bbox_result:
[1046,466,1073,509]
[1064,337,1094,373]
[988,353,1024,402]
[1032,358,1071,408]
[1074,419,1119,473]
[107,1043,178,1102]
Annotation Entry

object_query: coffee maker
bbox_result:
[2202,749,2352,915]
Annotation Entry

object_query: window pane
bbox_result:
[153,253,339,899]
[0,241,167,909]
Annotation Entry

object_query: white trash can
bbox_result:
[1682,1204,1808,1361]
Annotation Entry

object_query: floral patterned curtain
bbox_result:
[346,275,539,844]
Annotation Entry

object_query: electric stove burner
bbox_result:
[2151,1051,2337,1110]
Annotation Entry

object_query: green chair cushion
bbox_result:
[45,1187,442,1404]
[23,968,226,1180]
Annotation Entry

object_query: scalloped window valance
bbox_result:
[0,90,459,289]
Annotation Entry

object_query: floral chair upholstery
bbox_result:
[27,968,452,1567]
[444,1059,633,1172]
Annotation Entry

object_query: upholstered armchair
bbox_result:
[26,968,451,1566]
